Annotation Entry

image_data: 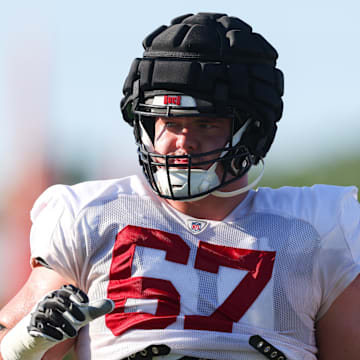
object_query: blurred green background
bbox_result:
[260,155,360,191]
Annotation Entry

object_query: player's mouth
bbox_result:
[173,159,190,165]
[152,153,214,170]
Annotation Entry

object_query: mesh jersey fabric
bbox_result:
[29,175,360,360]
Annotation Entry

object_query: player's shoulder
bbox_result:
[255,184,358,209]
[253,184,359,235]
[30,175,149,223]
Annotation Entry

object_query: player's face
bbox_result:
[153,116,231,169]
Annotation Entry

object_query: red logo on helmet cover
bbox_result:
[164,95,181,106]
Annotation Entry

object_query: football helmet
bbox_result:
[121,13,284,201]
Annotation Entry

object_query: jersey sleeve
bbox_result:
[316,186,360,319]
[29,184,85,285]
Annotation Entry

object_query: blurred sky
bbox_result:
[1,0,360,188]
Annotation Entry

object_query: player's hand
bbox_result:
[0,285,114,360]
[28,284,114,341]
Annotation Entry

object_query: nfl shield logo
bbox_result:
[187,219,208,234]
[192,222,201,232]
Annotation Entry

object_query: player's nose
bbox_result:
[175,127,199,152]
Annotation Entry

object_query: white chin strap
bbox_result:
[154,162,220,202]
[154,158,264,201]
[212,158,264,198]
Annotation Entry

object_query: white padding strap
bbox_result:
[0,314,56,360]
[212,158,265,198]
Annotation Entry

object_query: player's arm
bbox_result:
[0,265,75,360]
[316,274,360,360]
[0,265,114,360]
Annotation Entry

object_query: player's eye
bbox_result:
[164,121,176,128]
[198,121,219,129]
[199,123,213,129]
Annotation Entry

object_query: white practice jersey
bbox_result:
[30,175,360,360]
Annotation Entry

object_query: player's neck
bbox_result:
[164,176,249,221]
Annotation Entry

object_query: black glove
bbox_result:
[1,284,114,360]
[28,284,114,341]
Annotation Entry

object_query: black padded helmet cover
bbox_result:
[121,12,284,160]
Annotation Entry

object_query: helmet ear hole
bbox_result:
[229,151,253,176]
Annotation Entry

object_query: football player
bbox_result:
[1,12,360,360]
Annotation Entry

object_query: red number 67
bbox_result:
[106,225,276,336]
